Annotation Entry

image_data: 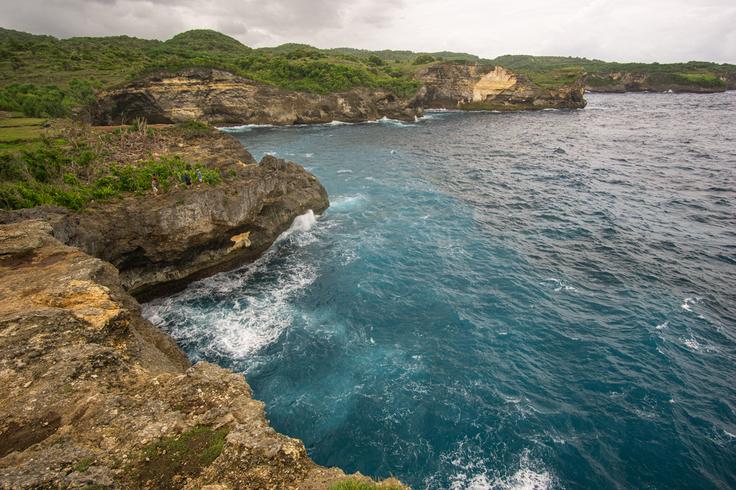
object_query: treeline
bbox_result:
[0,80,97,117]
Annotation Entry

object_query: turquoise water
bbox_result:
[144,93,736,489]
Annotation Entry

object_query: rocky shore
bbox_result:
[93,64,587,126]
[93,68,421,126]
[0,131,405,489]
[585,71,736,93]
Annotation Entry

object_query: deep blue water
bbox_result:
[144,93,736,489]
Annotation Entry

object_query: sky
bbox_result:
[1,0,735,63]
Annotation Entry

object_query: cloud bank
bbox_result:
[2,0,734,63]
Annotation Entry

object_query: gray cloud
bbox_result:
[1,0,734,62]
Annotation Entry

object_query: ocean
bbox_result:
[143,92,736,489]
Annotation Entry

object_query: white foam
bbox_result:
[336,169,353,174]
[143,210,322,359]
[542,277,576,292]
[656,321,669,330]
[304,153,314,158]
[218,123,274,132]
[681,297,701,312]
[681,336,701,351]
[277,210,317,241]
[327,120,354,126]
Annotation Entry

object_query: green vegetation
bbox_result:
[0,117,221,211]
[329,479,405,490]
[0,80,97,117]
[2,26,732,119]
[489,55,734,90]
[131,426,229,488]
[73,456,95,473]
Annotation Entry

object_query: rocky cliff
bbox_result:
[93,65,588,126]
[585,71,729,93]
[0,130,328,301]
[93,68,421,126]
[0,220,404,489]
[412,64,587,110]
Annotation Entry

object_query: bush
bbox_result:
[413,54,435,65]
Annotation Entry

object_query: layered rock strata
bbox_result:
[413,64,587,110]
[93,68,421,126]
[0,131,328,301]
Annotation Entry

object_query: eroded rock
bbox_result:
[0,221,404,489]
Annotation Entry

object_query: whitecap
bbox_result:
[304,153,314,158]
[681,296,701,312]
[656,321,668,330]
[680,336,701,351]
[336,169,353,174]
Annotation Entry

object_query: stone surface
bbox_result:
[0,130,329,301]
[93,68,421,126]
[412,63,587,110]
[585,71,732,93]
[0,221,406,489]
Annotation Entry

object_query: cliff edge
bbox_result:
[0,220,403,489]
[413,64,586,110]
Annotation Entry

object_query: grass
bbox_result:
[131,426,229,488]
[73,456,95,473]
[0,117,222,211]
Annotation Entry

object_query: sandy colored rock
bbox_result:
[0,221,405,489]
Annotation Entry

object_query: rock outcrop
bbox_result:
[412,64,587,110]
[92,65,589,126]
[0,130,328,301]
[0,220,405,489]
[93,68,421,126]
[585,71,729,93]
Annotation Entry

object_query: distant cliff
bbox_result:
[93,68,422,126]
[413,64,586,110]
[586,71,731,93]
[93,65,587,126]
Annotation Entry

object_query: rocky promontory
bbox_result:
[1,129,328,301]
[0,129,406,488]
[585,71,732,93]
[93,68,421,126]
[413,64,587,110]
[92,65,587,126]
[0,220,403,489]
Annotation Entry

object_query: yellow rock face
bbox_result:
[472,67,517,102]
[228,231,252,252]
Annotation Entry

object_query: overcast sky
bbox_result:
[2,0,734,63]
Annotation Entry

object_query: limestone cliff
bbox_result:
[585,71,729,93]
[412,64,587,110]
[0,220,405,489]
[0,130,328,301]
[93,68,421,126]
[92,64,589,126]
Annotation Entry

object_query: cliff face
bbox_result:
[413,64,587,110]
[0,220,403,489]
[93,65,588,126]
[93,68,421,126]
[585,72,728,93]
[0,131,328,301]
